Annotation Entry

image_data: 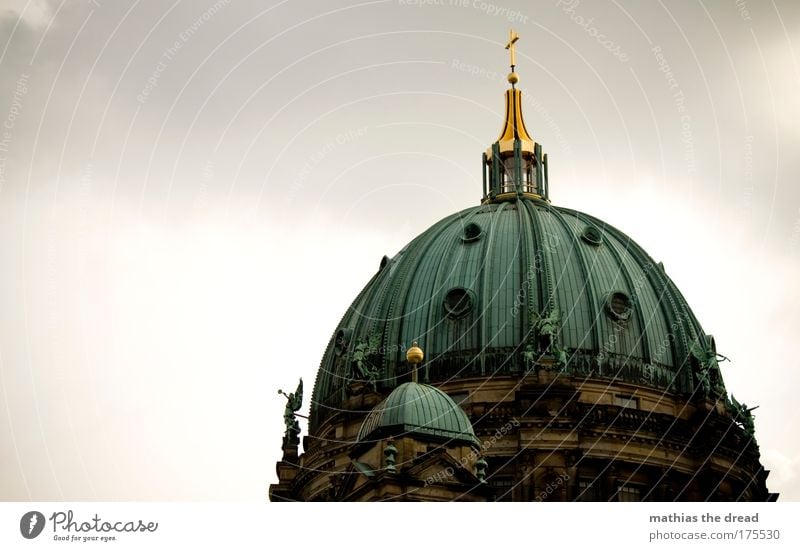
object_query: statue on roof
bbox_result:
[349,334,382,389]
[730,394,758,437]
[690,337,726,398]
[528,307,568,370]
[278,378,303,437]
[536,307,560,345]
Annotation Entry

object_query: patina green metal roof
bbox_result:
[357,382,479,447]
[308,34,727,434]
[310,197,720,432]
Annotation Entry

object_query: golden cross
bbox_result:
[505,29,520,68]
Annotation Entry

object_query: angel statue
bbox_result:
[533,308,568,370]
[350,334,381,386]
[278,378,303,437]
[535,308,560,352]
[690,338,726,398]
[730,394,758,437]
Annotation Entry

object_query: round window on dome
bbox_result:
[606,291,633,322]
[334,328,352,357]
[581,225,603,246]
[443,288,474,318]
[462,222,483,242]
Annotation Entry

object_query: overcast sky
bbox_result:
[1,0,798,501]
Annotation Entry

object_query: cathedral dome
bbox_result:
[270,31,773,503]
[357,382,479,447]
[311,199,714,432]
[308,32,723,435]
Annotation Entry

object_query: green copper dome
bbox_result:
[357,382,479,447]
[269,32,774,504]
[308,35,729,435]
[310,198,723,432]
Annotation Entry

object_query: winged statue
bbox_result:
[278,378,303,437]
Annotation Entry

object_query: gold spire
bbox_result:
[493,29,534,155]
[483,30,548,205]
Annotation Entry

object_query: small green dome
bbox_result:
[357,382,479,447]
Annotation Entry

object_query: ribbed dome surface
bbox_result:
[311,198,713,432]
[357,382,479,447]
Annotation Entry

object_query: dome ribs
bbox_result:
[516,199,540,368]
[477,203,510,376]
[310,200,720,427]
[380,210,463,385]
[545,205,602,358]
[593,218,653,364]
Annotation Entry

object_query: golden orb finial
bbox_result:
[406,341,424,365]
[507,71,519,85]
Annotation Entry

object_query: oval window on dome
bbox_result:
[606,291,633,322]
[443,288,474,318]
[581,225,603,246]
[461,222,483,242]
[334,328,352,357]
